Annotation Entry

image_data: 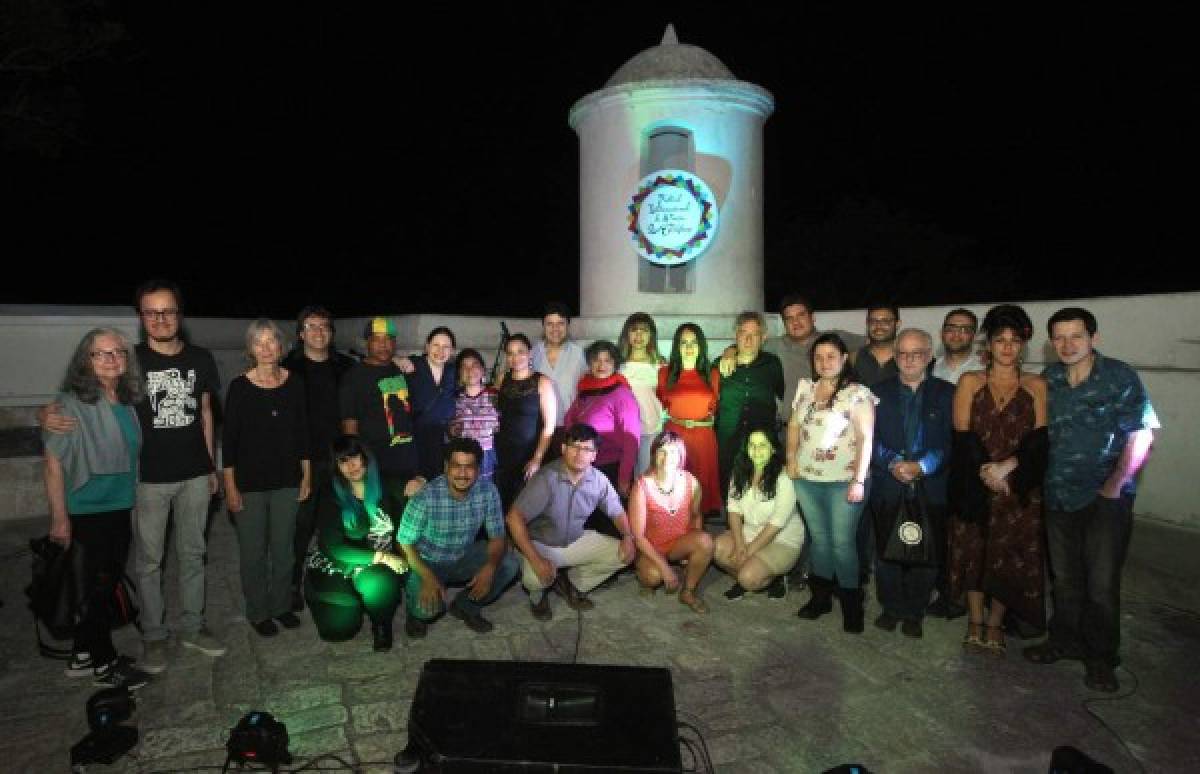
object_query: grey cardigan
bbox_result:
[43,392,140,493]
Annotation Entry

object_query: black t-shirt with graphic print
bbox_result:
[135,343,221,483]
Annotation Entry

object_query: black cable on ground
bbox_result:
[677,719,715,774]
[1081,665,1147,774]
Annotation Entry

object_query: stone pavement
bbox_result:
[2,510,1198,773]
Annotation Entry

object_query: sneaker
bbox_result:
[450,601,494,634]
[252,619,279,638]
[723,583,746,601]
[94,658,151,691]
[64,652,95,678]
[181,628,228,656]
[141,639,169,675]
[766,575,788,599]
[275,612,302,630]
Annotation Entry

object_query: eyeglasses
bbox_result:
[565,442,597,454]
[302,322,332,332]
[896,349,931,360]
[942,324,976,334]
[91,349,129,362]
[141,309,179,321]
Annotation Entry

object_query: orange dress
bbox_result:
[640,471,697,554]
[657,368,722,512]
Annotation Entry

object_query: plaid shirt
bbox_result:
[397,475,505,563]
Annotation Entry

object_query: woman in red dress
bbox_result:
[657,323,722,514]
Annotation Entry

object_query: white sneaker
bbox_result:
[180,628,227,657]
[94,658,152,691]
[141,639,169,674]
[64,652,94,678]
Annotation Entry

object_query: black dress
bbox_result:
[495,373,543,509]
[408,356,458,480]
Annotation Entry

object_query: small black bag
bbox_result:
[882,481,937,566]
[26,536,141,659]
[26,536,83,641]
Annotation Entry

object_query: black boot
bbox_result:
[372,619,393,652]
[837,587,865,634]
[796,575,834,619]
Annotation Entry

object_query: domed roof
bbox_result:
[606,24,735,87]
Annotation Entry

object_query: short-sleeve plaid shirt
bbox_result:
[397,475,504,563]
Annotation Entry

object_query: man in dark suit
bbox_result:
[868,328,955,638]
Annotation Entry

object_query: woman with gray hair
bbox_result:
[222,318,312,637]
[43,327,153,689]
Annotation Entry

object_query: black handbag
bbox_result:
[26,535,141,660]
[882,481,937,566]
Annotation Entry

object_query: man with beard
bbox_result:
[397,438,519,637]
[931,308,983,385]
[854,304,901,387]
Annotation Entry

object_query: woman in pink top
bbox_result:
[628,431,713,613]
[562,340,642,497]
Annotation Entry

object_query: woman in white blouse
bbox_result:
[713,428,805,600]
[786,333,876,633]
[617,312,665,477]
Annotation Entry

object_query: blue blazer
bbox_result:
[870,376,955,506]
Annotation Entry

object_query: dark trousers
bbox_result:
[1045,495,1134,667]
[70,509,132,665]
[305,563,405,642]
[292,461,335,589]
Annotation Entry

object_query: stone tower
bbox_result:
[569,25,775,317]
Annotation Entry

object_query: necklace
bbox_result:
[653,472,683,516]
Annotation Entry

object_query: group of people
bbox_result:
[40,281,1157,697]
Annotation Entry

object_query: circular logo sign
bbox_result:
[627,169,719,266]
[897,521,923,546]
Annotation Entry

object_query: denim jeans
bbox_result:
[1045,494,1134,667]
[134,474,213,641]
[406,540,520,620]
[794,478,867,589]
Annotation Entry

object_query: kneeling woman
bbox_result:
[628,431,713,613]
[714,428,806,600]
[305,436,411,650]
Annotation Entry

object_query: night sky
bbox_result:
[4,3,1193,318]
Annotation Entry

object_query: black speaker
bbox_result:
[405,659,682,772]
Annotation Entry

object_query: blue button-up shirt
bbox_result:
[1044,352,1159,512]
[397,475,505,563]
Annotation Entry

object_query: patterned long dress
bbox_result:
[948,386,1045,628]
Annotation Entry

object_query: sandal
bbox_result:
[679,588,708,614]
[638,585,657,598]
[982,625,1007,657]
[962,619,986,652]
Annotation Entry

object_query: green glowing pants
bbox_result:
[304,563,405,642]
